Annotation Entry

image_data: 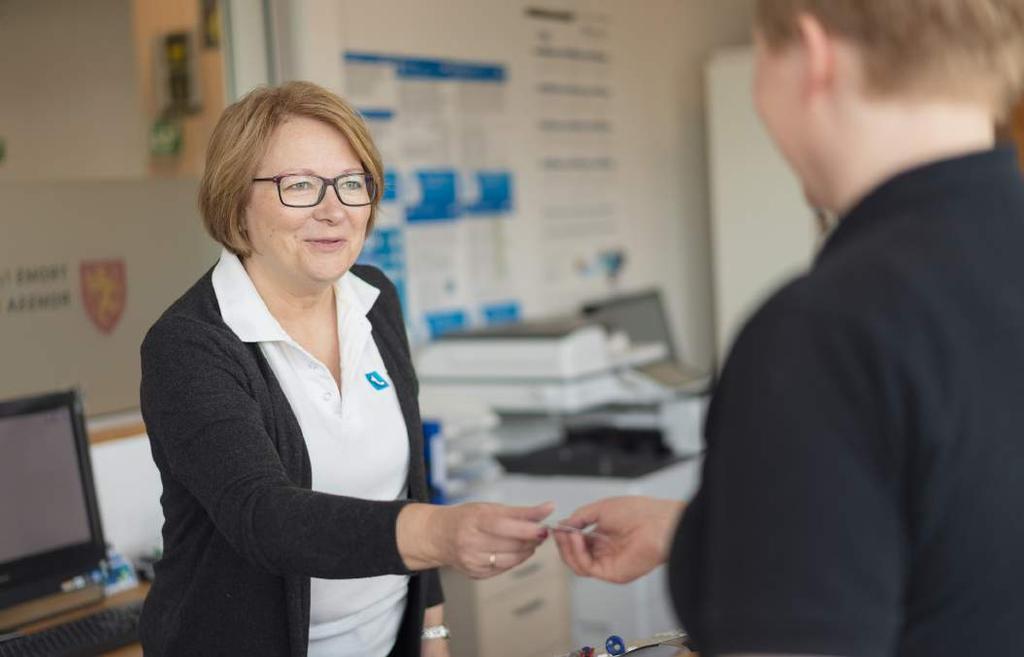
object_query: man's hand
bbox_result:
[553,496,684,583]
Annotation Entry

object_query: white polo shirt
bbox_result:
[212,250,410,657]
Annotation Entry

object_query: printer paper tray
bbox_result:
[419,374,625,414]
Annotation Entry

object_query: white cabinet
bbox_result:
[477,460,702,647]
[441,540,572,657]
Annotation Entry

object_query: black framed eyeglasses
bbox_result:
[252,172,377,208]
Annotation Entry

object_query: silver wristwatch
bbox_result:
[421,624,451,640]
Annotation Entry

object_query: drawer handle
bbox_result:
[511,562,543,579]
[513,597,545,617]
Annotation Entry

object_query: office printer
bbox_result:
[416,290,709,415]
[416,316,664,414]
[415,291,710,455]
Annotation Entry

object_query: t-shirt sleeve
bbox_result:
[669,289,908,657]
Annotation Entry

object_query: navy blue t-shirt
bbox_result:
[670,148,1024,657]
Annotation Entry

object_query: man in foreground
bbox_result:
[556,1,1024,655]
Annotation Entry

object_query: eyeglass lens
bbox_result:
[278,174,372,207]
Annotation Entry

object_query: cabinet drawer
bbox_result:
[528,640,574,657]
[476,539,563,601]
[477,571,570,657]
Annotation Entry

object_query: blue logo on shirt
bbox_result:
[365,371,390,390]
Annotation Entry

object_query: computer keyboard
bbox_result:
[0,598,143,657]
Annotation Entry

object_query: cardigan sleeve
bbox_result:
[140,314,415,580]
[424,569,444,608]
[365,270,446,609]
[390,299,445,609]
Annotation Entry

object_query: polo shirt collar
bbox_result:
[212,249,381,344]
[817,146,1021,266]
[340,266,382,319]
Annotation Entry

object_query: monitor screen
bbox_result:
[583,289,678,361]
[0,390,105,622]
[0,405,93,564]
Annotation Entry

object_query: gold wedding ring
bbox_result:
[488,552,497,568]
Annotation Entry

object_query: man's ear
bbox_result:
[795,12,835,100]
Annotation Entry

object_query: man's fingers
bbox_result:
[555,526,600,578]
[556,517,588,530]
[554,530,586,576]
[561,502,603,529]
[568,530,596,574]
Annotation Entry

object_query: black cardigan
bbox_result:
[138,264,442,657]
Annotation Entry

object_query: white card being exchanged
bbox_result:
[543,523,609,541]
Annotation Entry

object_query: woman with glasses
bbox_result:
[139,81,552,657]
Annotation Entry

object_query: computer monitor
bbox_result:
[582,288,679,360]
[0,389,107,630]
[582,289,710,394]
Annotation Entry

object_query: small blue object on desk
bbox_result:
[606,634,627,655]
[90,547,139,596]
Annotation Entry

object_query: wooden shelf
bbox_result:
[88,421,147,445]
[20,583,149,657]
[86,411,147,445]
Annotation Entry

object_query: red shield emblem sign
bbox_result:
[80,260,127,334]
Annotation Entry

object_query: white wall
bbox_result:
[612,0,757,369]
[0,179,220,414]
[223,0,273,98]
[0,2,225,414]
[91,435,164,559]
[0,0,147,181]
[706,49,816,362]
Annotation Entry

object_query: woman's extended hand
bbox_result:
[436,501,554,578]
[398,501,554,578]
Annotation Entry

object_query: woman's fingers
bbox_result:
[497,548,537,572]
[480,514,550,542]
[449,503,553,576]
[467,547,537,579]
[472,536,538,554]
[500,501,556,522]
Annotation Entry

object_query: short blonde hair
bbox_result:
[199,81,384,258]
[755,0,1024,117]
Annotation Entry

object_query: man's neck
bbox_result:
[823,101,996,216]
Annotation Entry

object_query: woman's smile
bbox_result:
[304,237,348,253]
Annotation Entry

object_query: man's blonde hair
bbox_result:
[756,0,1024,117]
[199,81,384,258]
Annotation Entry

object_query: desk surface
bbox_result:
[21,583,149,656]
[20,582,696,657]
